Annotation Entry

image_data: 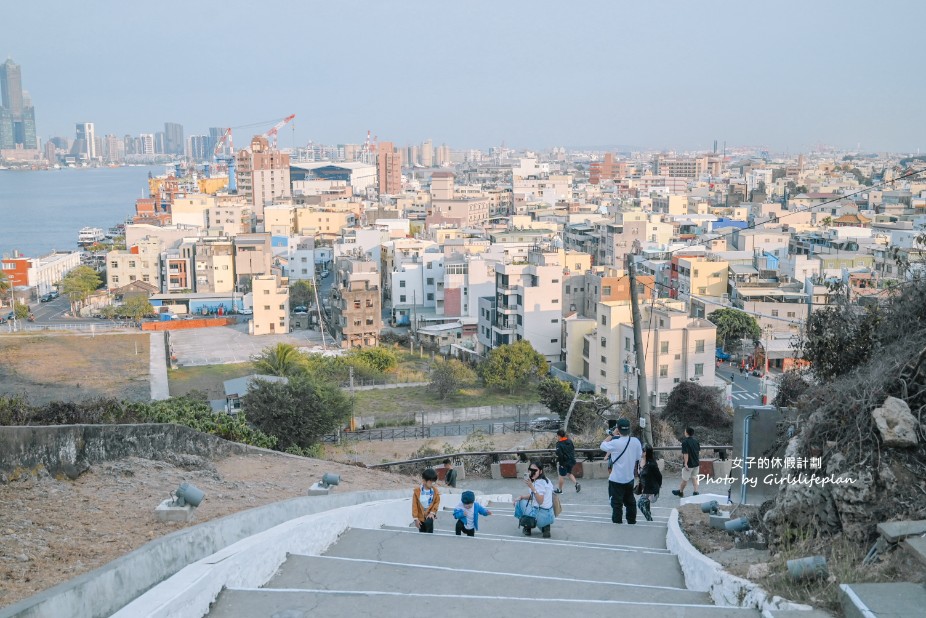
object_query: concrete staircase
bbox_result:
[207,498,760,617]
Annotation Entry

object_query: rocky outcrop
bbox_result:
[871,396,918,448]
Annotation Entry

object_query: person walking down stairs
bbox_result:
[637,444,662,522]
[554,429,581,494]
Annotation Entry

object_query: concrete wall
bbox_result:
[0,424,255,482]
[141,317,236,331]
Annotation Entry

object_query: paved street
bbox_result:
[715,363,774,406]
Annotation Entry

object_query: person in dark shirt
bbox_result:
[671,427,701,497]
[554,429,580,494]
[442,458,457,488]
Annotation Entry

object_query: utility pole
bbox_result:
[626,253,654,447]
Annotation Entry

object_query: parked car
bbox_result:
[238,308,253,315]
[293,305,308,314]
[40,294,52,303]
[529,417,562,431]
[320,270,330,278]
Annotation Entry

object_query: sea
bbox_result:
[0,165,161,258]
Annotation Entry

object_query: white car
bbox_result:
[238,308,253,315]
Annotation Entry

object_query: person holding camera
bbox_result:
[600,418,643,525]
[516,461,555,538]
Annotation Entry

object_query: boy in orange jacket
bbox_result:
[412,468,441,533]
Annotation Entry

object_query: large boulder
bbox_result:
[871,397,918,448]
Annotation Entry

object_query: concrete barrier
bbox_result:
[666,508,812,612]
[0,489,409,618]
[141,317,236,331]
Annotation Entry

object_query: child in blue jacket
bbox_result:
[453,490,492,536]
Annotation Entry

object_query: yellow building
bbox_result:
[677,256,728,298]
[198,177,228,195]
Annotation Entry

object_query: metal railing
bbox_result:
[1,322,135,334]
[369,445,733,469]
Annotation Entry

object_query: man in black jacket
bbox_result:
[554,429,581,493]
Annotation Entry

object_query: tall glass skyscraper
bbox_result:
[0,58,37,149]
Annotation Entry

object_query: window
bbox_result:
[602,286,611,295]
[659,364,668,377]
[129,275,136,281]
[366,299,373,307]
[674,377,681,383]
[600,315,607,325]
[426,293,434,301]
[143,275,150,282]
[787,311,795,318]
[426,278,434,285]
[600,369,607,377]
[279,304,285,310]
[659,392,669,405]
[354,300,361,309]
[660,341,669,354]
[625,337,631,349]
[659,319,664,327]
[400,295,406,303]
[399,280,406,288]
[695,339,705,353]
[551,318,558,323]
[264,305,270,310]
[698,287,707,295]
[771,309,779,317]
[264,290,270,294]
[600,337,607,347]
[552,279,559,284]
[695,363,704,377]
[112,276,119,283]
[552,299,559,304]
[565,285,571,294]
[128,261,136,268]
[601,355,607,363]
[110,261,118,269]
[551,338,558,343]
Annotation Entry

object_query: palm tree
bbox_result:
[254,343,307,377]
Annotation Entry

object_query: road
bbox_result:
[715,363,771,406]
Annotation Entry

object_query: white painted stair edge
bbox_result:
[666,505,814,613]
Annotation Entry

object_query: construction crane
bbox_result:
[262,114,296,150]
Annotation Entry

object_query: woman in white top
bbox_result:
[516,460,556,538]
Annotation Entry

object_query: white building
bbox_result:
[251,275,289,336]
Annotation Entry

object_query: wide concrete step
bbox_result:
[266,554,712,604]
[427,509,670,548]
[207,589,761,617]
[381,524,674,555]
[323,528,685,588]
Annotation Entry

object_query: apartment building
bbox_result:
[620,304,717,406]
[476,255,564,362]
[441,256,496,319]
[193,237,235,294]
[233,233,273,289]
[251,274,289,336]
[1,251,82,296]
[171,194,215,228]
[106,238,162,290]
[389,249,445,324]
[294,208,356,241]
[674,255,729,298]
[235,136,291,219]
[377,141,401,196]
[329,257,382,348]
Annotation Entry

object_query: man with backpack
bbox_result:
[554,429,580,494]
[600,418,643,524]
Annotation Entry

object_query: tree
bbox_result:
[0,270,9,296]
[14,302,29,320]
[117,296,154,321]
[290,279,315,308]
[799,302,880,382]
[538,377,574,418]
[481,340,548,393]
[348,347,398,374]
[242,376,352,450]
[708,308,761,351]
[60,266,102,312]
[772,371,810,408]
[428,358,477,399]
[660,381,730,429]
[253,343,308,377]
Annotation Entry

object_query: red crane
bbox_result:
[263,114,296,149]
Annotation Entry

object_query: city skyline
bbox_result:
[3,0,926,152]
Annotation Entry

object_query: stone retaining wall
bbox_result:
[0,424,255,482]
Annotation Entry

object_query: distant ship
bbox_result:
[78,227,106,246]
[106,223,125,239]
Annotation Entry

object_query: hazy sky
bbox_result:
[5,0,926,152]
